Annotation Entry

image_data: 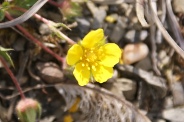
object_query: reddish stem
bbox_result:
[12,6,76,45]
[0,56,25,99]
[5,12,64,63]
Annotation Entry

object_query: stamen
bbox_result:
[92,65,96,71]
[82,63,85,67]
[87,67,90,70]
[86,58,90,62]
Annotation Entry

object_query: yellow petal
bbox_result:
[92,65,113,83]
[81,28,104,48]
[73,62,90,86]
[63,115,73,122]
[66,44,83,65]
[100,43,121,67]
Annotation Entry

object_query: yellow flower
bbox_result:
[66,28,121,86]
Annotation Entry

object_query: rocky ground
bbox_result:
[1,0,184,122]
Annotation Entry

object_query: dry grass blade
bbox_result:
[148,0,184,60]
[91,0,124,4]
[136,0,149,27]
[55,84,151,122]
[0,0,48,29]
[166,0,184,50]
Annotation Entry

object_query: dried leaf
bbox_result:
[55,84,151,122]
[136,0,149,27]
[118,65,167,98]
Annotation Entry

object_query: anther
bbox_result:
[87,67,90,70]
[86,59,90,62]
[92,65,96,71]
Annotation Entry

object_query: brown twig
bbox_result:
[0,56,25,99]
[0,0,48,28]
[150,25,161,75]
[5,12,64,63]
[149,0,184,60]
[12,6,76,45]
[166,0,184,50]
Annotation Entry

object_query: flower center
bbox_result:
[84,49,97,62]
[79,48,101,71]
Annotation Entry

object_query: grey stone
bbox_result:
[162,106,184,122]
[110,17,128,43]
[91,8,106,29]
[164,97,174,109]
[140,30,148,41]
[39,23,51,35]
[86,1,106,29]
[125,30,136,42]
[76,17,90,34]
[36,62,64,83]
[154,119,166,122]
[173,0,184,13]
[135,56,152,71]
[171,82,184,106]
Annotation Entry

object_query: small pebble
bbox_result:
[39,23,51,35]
[105,14,118,23]
[139,30,148,41]
[123,43,149,64]
[173,0,184,13]
[125,30,136,42]
[36,62,64,84]
[110,17,128,43]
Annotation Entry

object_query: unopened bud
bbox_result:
[16,98,41,122]
[60,0,82,20]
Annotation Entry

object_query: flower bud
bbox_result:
[16,98,41,122]
[60,0,82,20]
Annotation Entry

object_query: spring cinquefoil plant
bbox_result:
[66,28,121,86]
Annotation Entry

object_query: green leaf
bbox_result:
[0,1,11,21]
[0,10,5,21]
[2,1,10,8]
[0,46,14,67]
[13,0,37,9]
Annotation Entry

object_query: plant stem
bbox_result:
[5,12,64,63]
[0,56,25,99]
[12,6,76,45]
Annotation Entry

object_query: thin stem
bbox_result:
[0,56,25,99]
[5,12,64,63]
[0,0,48,29]
[12,6,76,45]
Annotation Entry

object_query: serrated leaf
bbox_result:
[0,46,14,67]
